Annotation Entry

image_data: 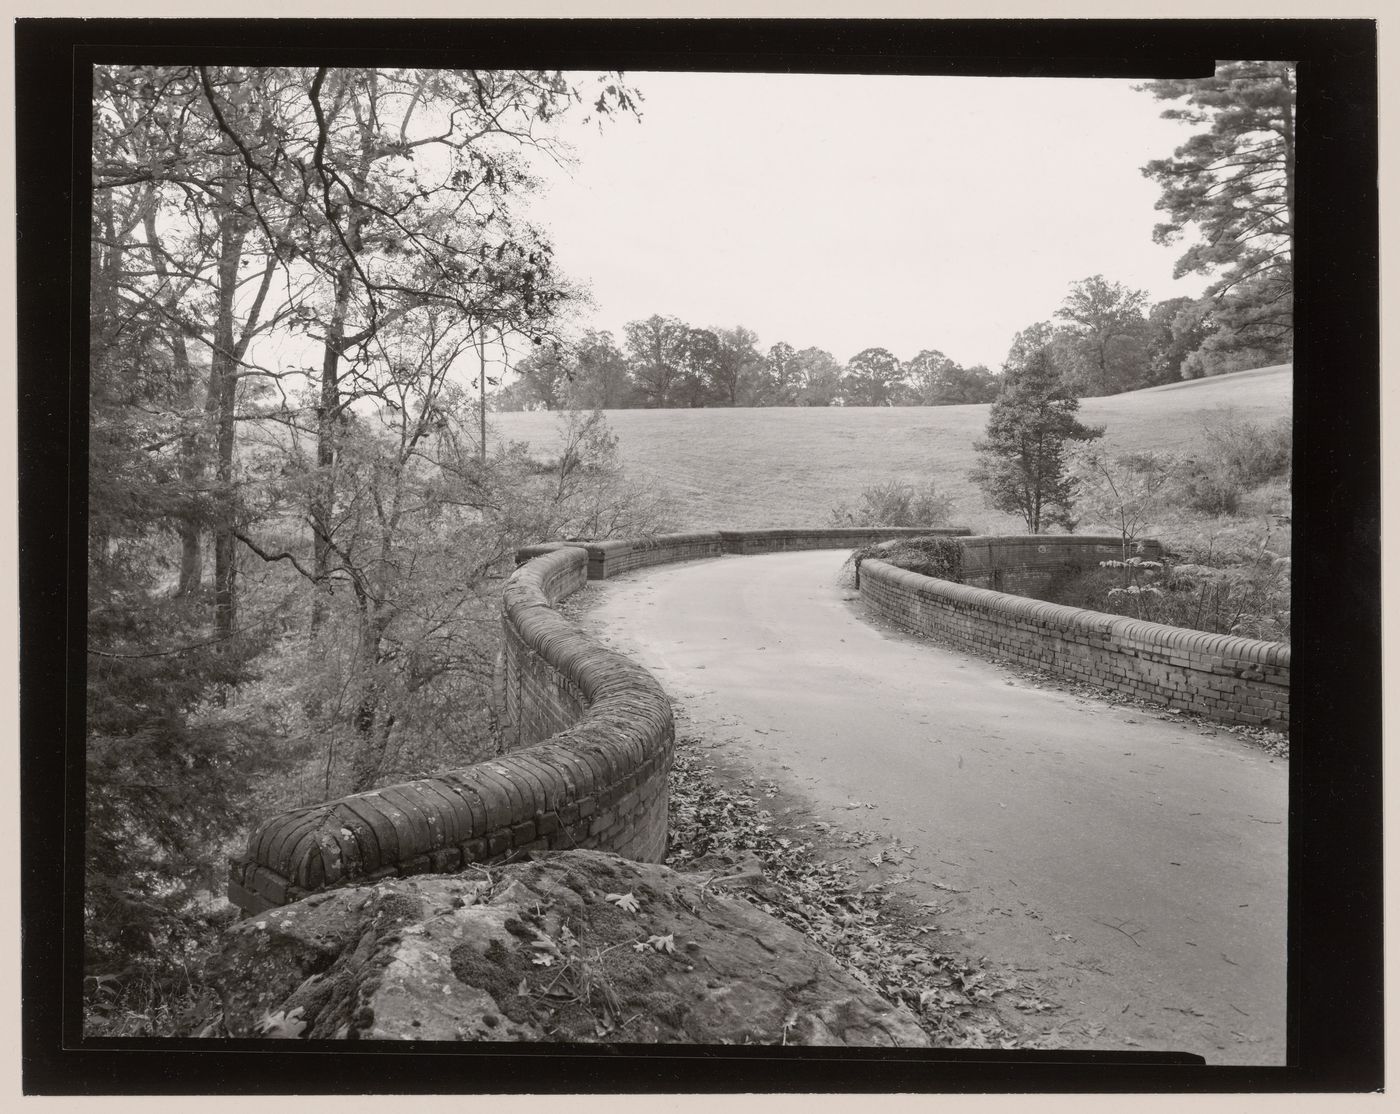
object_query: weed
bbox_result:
[828,479,954,530]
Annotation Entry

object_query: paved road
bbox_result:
[582,550,1288,1064]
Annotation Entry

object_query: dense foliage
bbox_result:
[1022,416,1292,641]
[1139,61,1295,376]
[85,64,656,1029]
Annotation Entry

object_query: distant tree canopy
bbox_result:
[1053,275,1151,396]
[842,347,905,406]
[495,328,1003,410]
[488,64,1298,417]
[624,314,690,408]
[1139,61,1295,375]
[904,349,998,405]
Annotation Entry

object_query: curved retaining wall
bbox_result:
[229,526,965,914]
[957,534,1163,592]
[231,526,1285,913]
[518,527,972,580]
[859,541,1289,730]
[228,546,674,915]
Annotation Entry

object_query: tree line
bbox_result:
[496,268,1282,414]
[499,61,1294,413]
[495,323,1001,410]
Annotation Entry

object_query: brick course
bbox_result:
[228,526,1282,916]
[859,540,1289,730]
[229,545,675,914]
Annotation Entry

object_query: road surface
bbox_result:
[581,550,1288,1064]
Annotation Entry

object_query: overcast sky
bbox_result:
[520,70,1212,371]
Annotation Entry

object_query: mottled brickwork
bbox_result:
[229,546,674,915]
[718,526,970,555]
[231,526,1255,916]
[957,535,1165,593]
[516,528,973,579]
[860,544,1289,730]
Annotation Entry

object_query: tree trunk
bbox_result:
[310,264,354,632]
[140,205,206,598]
[348,691,395,794]
[309,85,375,631]
[209,188,248,642]
[1280,64,1295,270]
[346,613,393,793]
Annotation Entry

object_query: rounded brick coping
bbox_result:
[516,527,974,573]
[955,534,1166,558]
[234,527,1197,912]
[230,546,675,913]
[861,555,1290,669]
[587,531,726,556]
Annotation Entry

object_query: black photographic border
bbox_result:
[15,15,1382,1094]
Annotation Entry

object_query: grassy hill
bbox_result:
[490,364,1292,533]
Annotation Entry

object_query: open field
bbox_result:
[491,364,1293,532]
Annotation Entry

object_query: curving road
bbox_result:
[582,550,1288,1064]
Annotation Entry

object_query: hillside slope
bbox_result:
[491,364,1292,532]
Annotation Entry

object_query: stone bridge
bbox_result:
[228,528,1289,918]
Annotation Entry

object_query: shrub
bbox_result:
[842,535,964,588]
[828,479,954,528]
[1065,447,1177,561]
[1203,416,1291,487]
[1028,519,1290,642]
[1174,416,1291,516]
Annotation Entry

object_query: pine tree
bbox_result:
[970,332,1104,533]
[1139,61,1295,363]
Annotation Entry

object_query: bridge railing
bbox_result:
[859,535,1289,730]
[228,526,964,913]
[229,525,1286,913]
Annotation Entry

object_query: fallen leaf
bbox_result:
[256,1006,307,1039]
[605,891,641,913]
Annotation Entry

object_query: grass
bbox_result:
[491,364,1292,532]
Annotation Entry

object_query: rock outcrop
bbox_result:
[204,849,929,1045]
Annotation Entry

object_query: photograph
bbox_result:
[14,15,1382,1096]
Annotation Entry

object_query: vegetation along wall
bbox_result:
[230,527,969,914]
[860,536,1289,730]
[958,534,1164,593]
[231,526,1287,913]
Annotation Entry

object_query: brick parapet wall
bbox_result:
[516,527,973,579]
[229,546,675,915]
[718,527,970,556]
[955,534,1165,593]
[859,547,1289,730]
[229,525,1280,915]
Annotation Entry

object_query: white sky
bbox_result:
[520,70,1213,371]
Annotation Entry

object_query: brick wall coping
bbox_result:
[228,545,674,914]
[232,525,1196,913]
[859,540,1289,727]
[865,558,1290,668]
[953,533,1165,560]
[517,527,973,574]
